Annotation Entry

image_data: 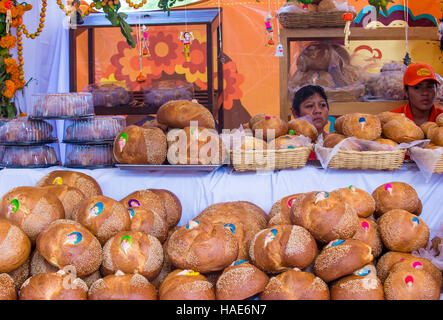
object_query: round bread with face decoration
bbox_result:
[313,239,374,283]
[0,218,31,273]
[148,189,182,229]
[215,260,269,300]
[40,185,85,220]
[119,189,167,223]
[249,225,318,274]
[73,195,130,246]
[383,267,440,300]
[371,182,422,218]
[36,219,103,277]
[101,231,163,280]
[352,217,383,258]
[0,273,17,300]
[159,269,215,300]
[336,185,375,218]
[330,264,384,300]
[128,207,168,243]
[376,251,415,283]
[88,272,157,300]
[167,219,239,273]
[268,193,303,227]
[378,209,429,253]
[35,170,102,199]
[342,113,382,140]
[0,186,65,244]
[388,257,442,288]
[252,116,288,141]
[287,119,318,142]
[19,271,88,300]
[290,190,359,244]
[260,268,330,300]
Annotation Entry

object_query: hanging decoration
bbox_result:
[274,0,283,57]
[141,25,150,57]
[439,0,443,52]
[179,2,193,62]
[68,0,84,28]
[402,0,411,66]
[135,15,146,83]
[342,12,353,49]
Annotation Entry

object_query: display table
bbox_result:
[0,163,441,236]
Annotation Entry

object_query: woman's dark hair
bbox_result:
[292,85,329,116]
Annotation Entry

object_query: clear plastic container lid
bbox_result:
[0,117,57,144]
[30,93,94,118]
[63,116,126,143]
[84,82,132,107]
[143,80,194,108]
[1,144,60,168]
[63,144,115,168]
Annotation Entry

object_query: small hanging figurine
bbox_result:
[264,13,275,47]
[4,0,13,34]
[69,0,84,29]
[439,18,443,52]
[342,13,353,49]
[275,43,284,57]
[141,25,151,57]
[403,52,411,66]
[180,31,194,62]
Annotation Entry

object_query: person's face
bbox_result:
[294,93,329,133]
[406,80,437,112]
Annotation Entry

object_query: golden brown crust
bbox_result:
[435,113,443,127]
[373,138,399,148]
[36,219,103,277]
[119,189,167,222]
[167,219,238,273]
[389,257,442,288]
[333,115,346,134]
[271,135,309,149]
[376,251,414,283]
[159,269,215,300]
[268,194,303,227]
[352,217,383,258]
[35,170,102,199]
[428,126,443,146]
[88,273,157,300]
[215,260,269,300]
[420,121,438,138]
[323,132,346,148]
[287,119,318,142]
[336,186,375,218]
[129,207,168,243]
[0,273,17,300]
[382,118,424,143]
[252,116,289,141]
[378,209,429,253]
[377,111,406,126]
[148,189,182,230]
[342,113,382,141]
[157,100,216,129]
[40,185,85,220]
[7,256,30,291]
[372,182,422,218]
[249,225,318,274]
[0,218,31,273]
[239,136,267,150]
[249,113,266,129]
[260,269,330,300]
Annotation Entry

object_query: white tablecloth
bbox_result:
[0,163,442,236]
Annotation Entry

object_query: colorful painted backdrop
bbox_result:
[75,0,443,128]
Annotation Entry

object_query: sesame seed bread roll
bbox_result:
[249,225,318,274]
[167,219,238,273]
[88,272,157,300]
[73,195,130,246]
[252,116,288,141]
[428,126,443,146]
[352,217,383,258]
[287,119,318,142]
[377,111,406,125]
[80,270,101,289]
[40,185,85,220]
[376,251,415,283]
[113,125,167,165]
[420,121,438,138]
[259,268,329,300]
[128,207,168,243]
[7,256,30,291]
[101,231,163,280]
[156,99,216,129]
[290,191,359,244]
[30,250,59,276]
[0,186,65,244]
[159,269,215,300]
[35,170,102,199]
[0,219,31,273]
[313,239,374,283]
[372,182,422,218]
[378,209,429,253]
[215,260,269,300]
[342,113,382,140]
[19,271,88,300]
[148,189,182,229]
[336,185,376,218]
[382,118,424,143]
[384,267,440,300]
[330,264,384,300]
[240,136,268,151]
[36,219,103,277]
[268,193,303,227]
[333,115,346,134]
[388,258,442,288]
[0,273,17,300]
[322,132,346,148]
[119,189,167,223]
[150,228,177,289]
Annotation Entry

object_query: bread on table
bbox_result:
[435,113,443,127]
[7,256,30,292]
[159,269,215,300]
[352,217,383,258]
[128,207,168,243]
[428,126,443,146]
[323,132,345,148]
[377,111,406,126]
[268,193,303,227]
[333,115,346,134]
[0,219,31,273]
[376,251,415,283]
[148,189,182,230]
[287,119,318,142]
[40,185,85,220]
[249,113,266,129]
[336,185,375,218]
[252,116,288,141]
[271,134,309,149]
[420,121,438,137]
[388,257,442,288]
[382,118,424,143]
[0,273,17,300]
[342,113,382,141]
[373,138,398,149]
[119,189,167,222]
[157,99,216,129]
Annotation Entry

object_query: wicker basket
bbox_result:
[434,155,443,173]
[230,146,313,171]
[278,11,351,29]
[326,149,407,170]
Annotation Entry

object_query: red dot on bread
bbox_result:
[405,275,414,287]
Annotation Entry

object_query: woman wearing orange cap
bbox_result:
[390,63,443,126]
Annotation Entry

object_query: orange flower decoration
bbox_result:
[3,80,15,99]
[0,34,16,49]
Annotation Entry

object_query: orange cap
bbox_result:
[403,63,440,86]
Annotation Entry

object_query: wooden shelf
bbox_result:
[328,100,406,116]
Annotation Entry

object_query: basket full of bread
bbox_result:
[277,0,356,29]
[228,114,314,171]
[315,112,426,170]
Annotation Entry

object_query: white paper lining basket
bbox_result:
[230,146,313,171]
